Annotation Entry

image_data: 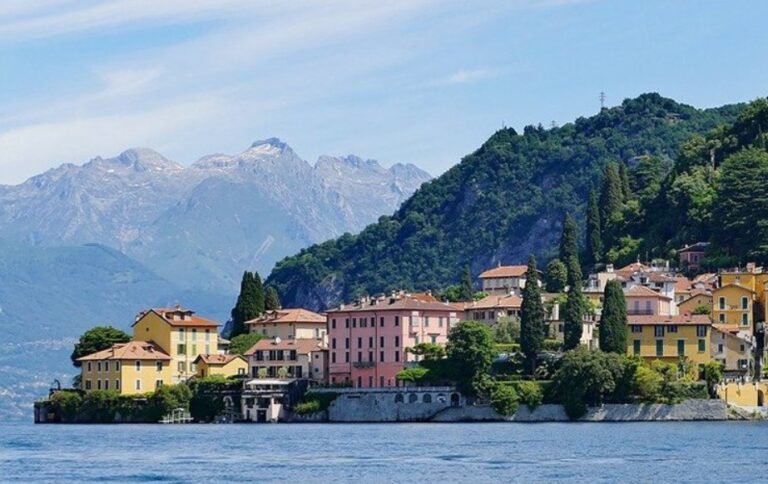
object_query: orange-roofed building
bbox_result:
[624,285,673,316]
[132,305,220,383]
[245,308,327,342]
[194,354,248,378]
[77,341,172,395]
[478,264,537,295]
[463,293,522,325]
[243,337,328,382]
[711,324,754,377]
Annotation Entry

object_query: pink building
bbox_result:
[624,285,673,316]
[326,293,461,388]
[678,242,709,272]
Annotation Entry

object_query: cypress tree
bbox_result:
[563,255,584,350]
[618,161,631,199]
[559,213,578,264]
[231,271,262,337]
[585,187,602,268]
[599,163,623,229]
[460,265,474,301]
[520,254,545,375]
[265,286,281,311]
[253,271,265,314]
[599,280,628,353]
[545,258,567,293]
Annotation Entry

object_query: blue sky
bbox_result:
[0,0,767,184]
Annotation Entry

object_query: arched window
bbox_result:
[408,393,418,403]
[394,393,404,403]
[423,394,432,403]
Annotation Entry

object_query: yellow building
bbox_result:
[77,341,172,395]
[627,314,712,369]
[194,354,248,378]
[132,306,220,383]
[712,284,755,328]
[678,290,713,316]
[245,308,327,341]
[711,324,753,376]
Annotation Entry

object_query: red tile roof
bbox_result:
[624,285,672,300]
[464,294,523,310]
[77,341,171,361]
[478,265,528,279]
[193,354,246,365]
[245,308,326,326]
[134,307,220,328]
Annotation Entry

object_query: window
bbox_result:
[135,360,141,371]
[369,351,374,362]
[205,329,210,341]
[742,297,749,310]
[718,343,724,353]
[178,362,185,372]
[740,344,746,352]
[395,351,400,362]
[633,340,641,355]
[104,362,110,372]
[345,352,350,363]
[156,361,163,372]
[104,379,109,390]
[179,328,185,339]
[696,325,708,337]
[85,380,92,390]
[395,316,400,326]
[352,318,357,328]
[631,325,642,333]
[345,318,350,328]
[332,338,337,350]
[345,338,350,349]
[357,376,362,388]
[192,328,197,340]
[380,336,385,347]
[667,325,678,333]
[97,362,101,372]
[357,337,362,348]
[205,344,210,354]
[655,340,664,357]
[738,359,749,369]
[742,313,749,326]
[135,379,141,391]
[719,314,725,323]
[155,379,163,389]
[698,339,706,353]
[115,361,120,371]
[654,326,665,337]
[425,316,430,327]
[380,351,385,362]
[115,380,120,391]
[87,362,92,372]
[431,335,437,344]
[191,344,197,355]
[395,336,400,347]
[96,379,101,390]
[369,376,374,387]
[332,319,336,329]
[357,351,362,362]
[719,297,725,310]
[380,317,385,327]
[177,344,186,355]
[439,317,444,328]
[332,353,336,363]
[677,339,685,356]
[369,337,373,348]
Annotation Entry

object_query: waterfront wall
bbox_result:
[318,387,727,422]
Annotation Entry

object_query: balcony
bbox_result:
[353,361,376,369]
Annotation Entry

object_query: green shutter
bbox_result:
[656,339,664,357]
[698,339,706,352]
[633,340,641,355]
[677,339,685,356]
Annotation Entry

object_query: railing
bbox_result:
[627,309,655,315]
[352,361,376,369]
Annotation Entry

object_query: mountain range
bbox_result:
[0,139,430,419]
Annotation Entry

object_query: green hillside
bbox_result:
[266,94,744,310]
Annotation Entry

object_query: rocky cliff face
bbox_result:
[0,139,431,293]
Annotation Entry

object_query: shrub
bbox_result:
[633,365,662,403]
[81,390,120,422]
[702,361,724,398]
[541,339,563,352]
[514,381,543,410]
[490,384,519,416]
[396,367,430,385]
[294,392,338,415]
[493,343,520,354]
[49,391,83,422]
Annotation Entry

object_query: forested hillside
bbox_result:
[601,98,768,268]
[266,94,744,310]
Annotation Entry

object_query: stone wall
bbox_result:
[319,387,464,422]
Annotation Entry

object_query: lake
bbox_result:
[2,421,768,482]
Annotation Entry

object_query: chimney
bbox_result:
[606,264,614,273]
[747,262,756,273]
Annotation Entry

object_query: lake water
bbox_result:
[2,421,768,482]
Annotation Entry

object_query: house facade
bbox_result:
[244,337,327,383]
[77,341,172,395]
[712,284,755,328]
[626,314,712,369]
[624,285,673,316]
[245,308,327,342]
[194,354,248,378]
[711,324,753,378]
[131,306,220,383]
[463,294,522,325]
[478,265,531,295]
[326,294,460,388]
[678,242,709,272]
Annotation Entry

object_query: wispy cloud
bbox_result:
[438,68,498,85]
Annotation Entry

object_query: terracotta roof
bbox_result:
[245,308,326,326]
[674,277,693,294]
[465,294,523,310]
[327,296,459,314]
[478,265,528,279]
[243,338,326,355]
[714,283,756,295]
[615,262,650,277]
[133,307,220,328]
[624,285,672,300]
[193,354,246,365]
[77,341,171,361]
[626,314,711,325]
[678,242,709,253]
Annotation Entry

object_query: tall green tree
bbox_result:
[599,280,628,353]
[618,161,631,199]
[230,271,263,337]
[599,163,624,229]
[545,258,567,293]
[559,213,578,264]
[585,187,602,268]
[445,321,496,396]
[71,326,131,367]
[459,265,474,301]
[265,286,281,311]
[563,256,585,350]
[520,254,545,375]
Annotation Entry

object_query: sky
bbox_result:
[1,0,767,184]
